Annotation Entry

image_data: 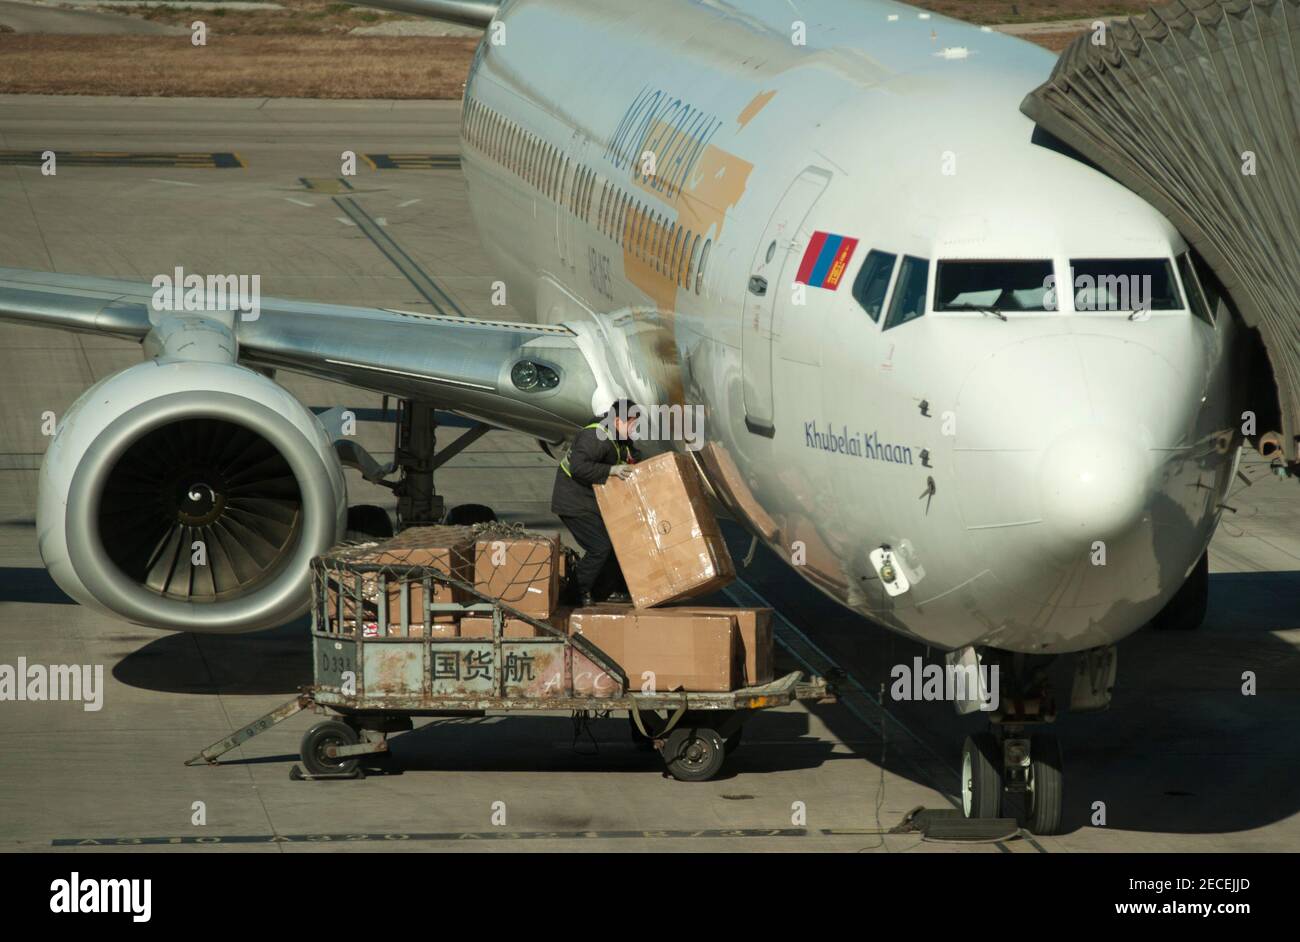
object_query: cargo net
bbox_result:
[1021,0,1300,469]
[466,521,570,609]
[311,523,568,636]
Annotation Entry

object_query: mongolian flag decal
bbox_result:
[796,231,859,291]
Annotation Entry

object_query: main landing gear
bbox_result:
[332,398,496,530]
[959,652,1066,835]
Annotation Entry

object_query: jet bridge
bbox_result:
[1021,0,1300,475]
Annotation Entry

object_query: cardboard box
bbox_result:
[568,605,738,692]
[472,532,560,617]
[334,620,459,640]
[666,606,773,686]
[595,452,736,608]
[325,526,475,629]
[460,608,570,639]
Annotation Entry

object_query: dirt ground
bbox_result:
[0,35,479,98]
[0,0,1136,99]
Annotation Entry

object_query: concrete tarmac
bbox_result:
[0,0,184,34]
[0,96,1296,853]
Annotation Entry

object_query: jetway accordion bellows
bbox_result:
[1021,0,1300,467]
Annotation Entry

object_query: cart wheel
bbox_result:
[301,720,360,776]
[662,727,726,782]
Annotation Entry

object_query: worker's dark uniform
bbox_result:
[551,422,639,601]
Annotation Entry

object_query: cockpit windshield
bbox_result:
[1069,258,1182,312]
[935,260,1055,313]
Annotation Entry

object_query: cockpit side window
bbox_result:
[1176,252,1213,324]
[884,255,930,330]
[1069,258,1182,312]
[851,250,897,322]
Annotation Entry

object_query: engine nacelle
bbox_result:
[38,358,347,633]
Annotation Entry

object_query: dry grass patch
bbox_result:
[0,35,478,98]
[1030,28,1093,51]
[94,0,424,35]
[914,1,1148,23]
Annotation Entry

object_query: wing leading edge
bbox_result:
[0,267,603,442]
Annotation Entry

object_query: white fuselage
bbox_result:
[458,0,1242,653]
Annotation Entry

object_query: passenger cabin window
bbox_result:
[935,260,1055,313]
[851,250,897,322]
[884,256,930,329]
[1070,258,1182,312]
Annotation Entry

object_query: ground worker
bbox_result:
[551,399,643,607]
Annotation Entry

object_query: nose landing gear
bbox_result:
[959,654,1066,835]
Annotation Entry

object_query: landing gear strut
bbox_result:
[959,652,1066,835]
[333,398,493,531]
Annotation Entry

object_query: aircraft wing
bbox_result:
[0,266,604,442]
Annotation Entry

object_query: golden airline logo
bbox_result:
[603,87,775,312]
[604,87,724,198]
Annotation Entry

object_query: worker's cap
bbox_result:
[597,399,643,440]
[606,398,642,421]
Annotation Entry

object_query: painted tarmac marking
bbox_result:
[364,153,461,170]
[0,151,242,168]
[55,828,811,846]
[332,196,464,317]
[299,177,354,193]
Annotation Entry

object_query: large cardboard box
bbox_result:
[665,606,773,686]
[472,531,561,617]
[568,605,738,692]
[325,526,475,632]
[595,452,736,608]
[460,608,571,639]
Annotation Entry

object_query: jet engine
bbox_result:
[37,313,347,633]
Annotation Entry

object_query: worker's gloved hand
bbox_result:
[609,464,634,480]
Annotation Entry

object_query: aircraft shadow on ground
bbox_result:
[112,617,312,696]
[41,530,1300,836]
[718,524,1300,838]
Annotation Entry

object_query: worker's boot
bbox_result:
[579,590,596,608]
[604,590,632,604]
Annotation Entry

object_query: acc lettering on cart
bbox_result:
[49,873,151,923]
[803,422,914,465]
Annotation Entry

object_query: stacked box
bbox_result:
[568,605,738,692]
[460,608,571,639]
[595,452,736,608]
[324,526,474,636]
[471,530,561,617]
[664,605,773,686]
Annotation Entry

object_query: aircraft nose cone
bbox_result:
[1039,427,1152,541]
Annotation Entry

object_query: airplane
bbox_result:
[0,0,1294,834]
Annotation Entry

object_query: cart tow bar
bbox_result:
[185,692,315,767]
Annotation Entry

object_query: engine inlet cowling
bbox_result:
[38,359,347,633]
